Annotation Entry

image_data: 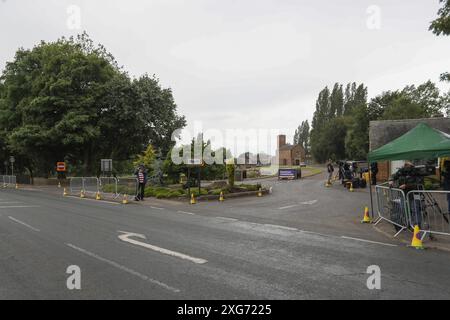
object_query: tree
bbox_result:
[330,83,344,117]
[430,0,450,36]
[134,145,156,173]
[430,0,450,82]
[0,33,186,177]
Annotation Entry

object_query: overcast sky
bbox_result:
[1,0,449,154]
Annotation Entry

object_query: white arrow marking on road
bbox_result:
[118,231,208,265]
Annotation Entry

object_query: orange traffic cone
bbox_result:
[219,192,224,202]
[410,225,424,250]
[361,207,372,224]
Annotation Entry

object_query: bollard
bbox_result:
[96,192,101,201]
[257,188,263,197]
[190,193,197,205]
[361,207,372,224]
[410,225,424,250]
[122,194,129,205]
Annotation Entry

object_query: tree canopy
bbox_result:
[0,33,185,177]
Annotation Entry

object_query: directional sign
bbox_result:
[56,162,66,172]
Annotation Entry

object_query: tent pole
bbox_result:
[368,159,375,219]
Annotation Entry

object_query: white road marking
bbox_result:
[341,236,397,247]
[278,205,298,210]
[0,205,39,209]
[301,200,318,205]
[0,202,23,204]
[118,231,208,265]
[177,211,196,215]
[66,243,180,293]
[8,216,40,232]
[264,224,298,231]
[150,206,165,210]
[66,196,120,205]
[215,217,239,223]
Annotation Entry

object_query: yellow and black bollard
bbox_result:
[190,193,197,205]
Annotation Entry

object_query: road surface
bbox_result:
[0,176,449,299]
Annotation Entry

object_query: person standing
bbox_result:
[370,162,378,185]
[135,165,148,201]
[326,160,334,185]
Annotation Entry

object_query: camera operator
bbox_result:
[389,161,424,227]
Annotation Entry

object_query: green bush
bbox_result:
[187,188,209,197]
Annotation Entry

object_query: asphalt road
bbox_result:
[1,175,450,300]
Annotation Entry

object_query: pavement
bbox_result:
[1,172,450,299]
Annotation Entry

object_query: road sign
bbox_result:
[9,156,15,163]
[56,162,66,172]
[101,159,113,172]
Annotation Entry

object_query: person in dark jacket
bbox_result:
[370,162,378,185]
[443,160,450,213]
[135,165,148,201]
[326,159,334,185]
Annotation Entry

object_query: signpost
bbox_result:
[186,159,203,197]
[9,156,15,176]
[101,159,113,177]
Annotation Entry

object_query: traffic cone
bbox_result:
[361,207,372,224]
[349,183,354,192]
[63,188,68,197]
[122,194,129,205]
[219,192,224,202]
[80,190,85,198]
[58,182,61,188]
[15,183,19,189]
[325,181,331,187]
[410,225,424,250]
[258,188,263,197]
[96,192,101,201]
[190,193,197,205]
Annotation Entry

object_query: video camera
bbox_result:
[412,165,436,177]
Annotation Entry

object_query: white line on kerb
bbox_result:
[66,243,181,293]
[341,236,397,247]
[8,216,40,232]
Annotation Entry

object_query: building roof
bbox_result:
[369,117,450,151]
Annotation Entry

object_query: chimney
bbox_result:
[278,135,286,149]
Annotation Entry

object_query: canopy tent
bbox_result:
[368,123,450,162]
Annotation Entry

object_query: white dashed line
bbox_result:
[8,216,40,232]
[0,205,39,209]
[278,205,299,210]
[264,224,298,231]
[177,211,196,215]
[150,206,165,210]
[66,243,181,293]
[216,217,239,223]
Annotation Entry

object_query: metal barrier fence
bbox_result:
[374,184,410,237]
[69,177,137,199]
[99,177,119,199]
[83,177,99,196]
[407,190,450,238]
[116,177,138,198]
[69,177,84,194]
[1,175,17,187]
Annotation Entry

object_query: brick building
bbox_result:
[276,135,306,166]
[369,117,450,182]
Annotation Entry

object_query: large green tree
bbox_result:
[0,33,185,177]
